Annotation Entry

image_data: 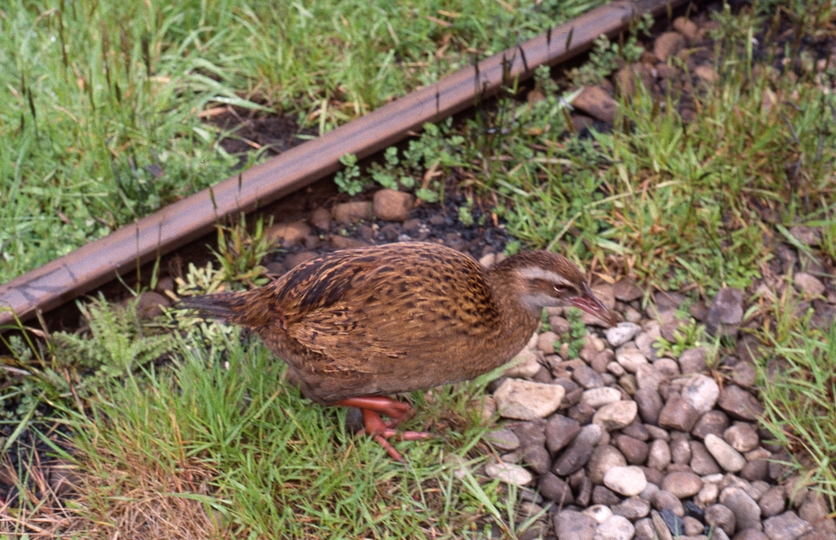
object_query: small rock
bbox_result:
[651,491,685,517]
[695,65,719,84]
[799,491,836,535]
[332,201,373,224]
[603,466,648,497]
[503,348,543,379]
[661,471,703,498]
[681,374,720,414]
[759,485,787,518]
[763,511,812,540]
[372,189,414,222]
[588,445,628,485]
[266,220,311,247]
[720,486,763,531]
[692,410,731,439]
[553,424,602,476]
[717,385,764,421]
[546,415,582,455]
[616,345,649,373]
[540,472,574,505]
[484,461,533,486]
[537,331,558,354]
[788,226,821,247]
[690,441,722,475]
[555,510,597,540]
[654,31,685,62]
[309,207,332,230]
[614,278,643,302]
[647,439,672,471]
[574,364,605,389]
[794,273,826,297]
[582,387,623,409]
[724,422,760,453]
[704,434,747,472]
[615,434,649,465]
[595,515,635,540]
[658,393,701,432]
[605,322,640,347]
[593,401,638,430]
[484,429,520,452]
[136,291,170,320]
[493,379,564,420]
[612,496,652,520]
[573,86,617,124]
[585,504,613,524]
[678,347,708,374]
[634,387,663,425]
[673,17,698,41]
[330,235,368,249]
[706,288,744,336]
[705,503,737,536]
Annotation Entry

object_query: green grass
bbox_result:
[0,0,604,285]
[19,328,523,538]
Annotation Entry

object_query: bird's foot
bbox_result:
[335,396,431,462]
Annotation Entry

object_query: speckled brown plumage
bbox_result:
[179,241,615,460]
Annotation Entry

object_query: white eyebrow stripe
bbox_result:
[517,266,573,287]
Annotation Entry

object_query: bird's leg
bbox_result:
[335,396,431,462]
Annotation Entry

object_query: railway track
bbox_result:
[0,0,691,329]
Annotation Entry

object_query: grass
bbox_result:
[3,320,526,538]
[0,0,605,285]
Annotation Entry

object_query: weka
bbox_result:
[179,241,616,461]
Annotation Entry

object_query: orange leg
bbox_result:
[335,396,431,462]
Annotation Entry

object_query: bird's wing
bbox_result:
[278,246,500,377]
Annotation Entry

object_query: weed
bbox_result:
[564,307,588,358]
[211,214,273,287]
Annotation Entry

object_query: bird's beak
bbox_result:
[569,283,618,327]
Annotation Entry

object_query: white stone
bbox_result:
[616,345,649,373]
[704,434,746,472]
[484,461,533,486]
[584,504,613,524]
[581,387,623,409]
[502,347,543,379]
[681,374,720,413]
[593,400,638,430]
[493,379,565,420]
[605,322,640,347]
[604,466,648,496]
[594,515,636,540]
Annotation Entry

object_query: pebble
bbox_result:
[680,374,720,414]
[705,433,746,473]
[660,471,703,498]
[484,428,520,452]
[763,511,812,540]
[605,322,640,347]
[484,461,533,486]
[372,189,414,222]
[720,487,763,531]
[493,379,564,420]
[545,415,582,454]
[604,466,648,497]
[705,288,744,336]
[616,345,649,372]
[572,86,617,124]
[717,385,764,421]
[332,201,373,223]
[502,348,543,379]
[555,510,598,540]
[793,272,825,297]
[593,401,638,430]
[582,387,623,408]
[584,504,613,523]
[595,514,635,540]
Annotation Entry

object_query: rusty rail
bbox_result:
[0,0,689,327]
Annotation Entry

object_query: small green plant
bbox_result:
[370,147,416,190]
[656,319,705,359]
[334,153,364,195]
[458,199,475,227]
[540,308,552,333]
[212,214,273,287]
[568,13,653,86]
[564,307,588,358]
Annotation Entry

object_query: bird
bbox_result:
[178,241,616,461]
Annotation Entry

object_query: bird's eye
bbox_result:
[553,284,566,293]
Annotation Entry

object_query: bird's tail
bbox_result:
[175,292,250,324]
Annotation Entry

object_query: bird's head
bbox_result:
[492,251,617,327]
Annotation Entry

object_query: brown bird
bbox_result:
[179,241,616,461]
